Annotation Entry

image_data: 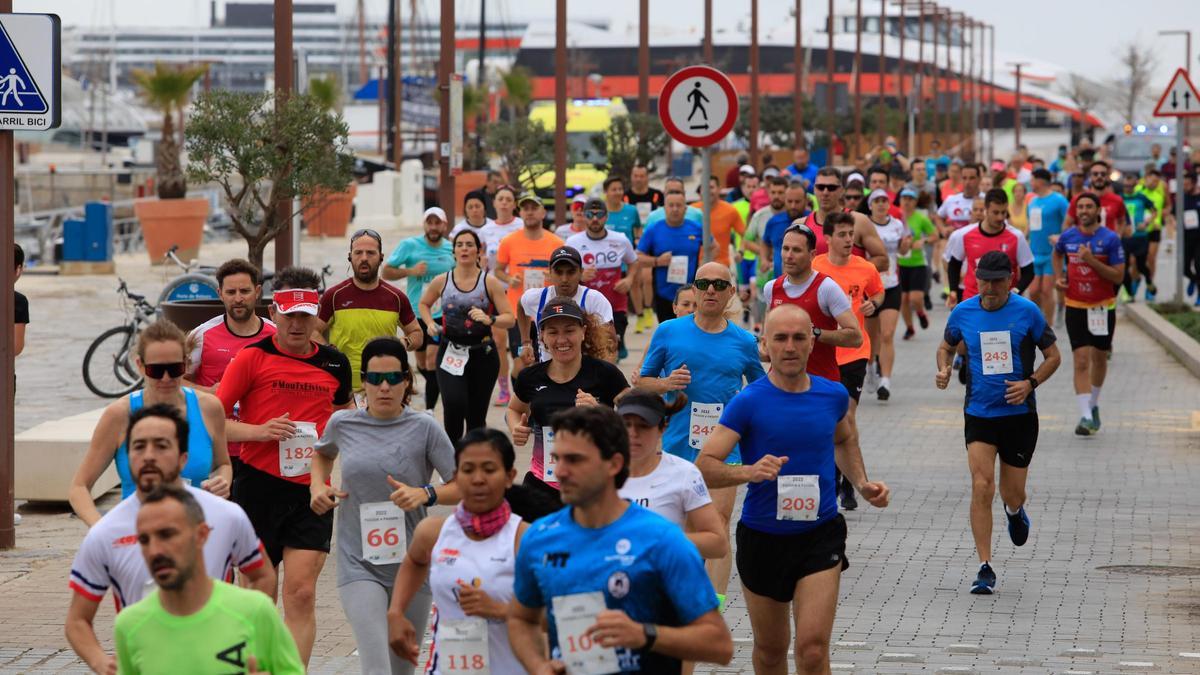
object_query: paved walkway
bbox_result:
[4,235,1199,673]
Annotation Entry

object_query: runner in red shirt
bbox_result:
[1065,160,1128,234]
[762,218,863,381]
[945,189,1035,305]
[185,258,277,473]
[806,167,888,272]
[217,265,353,667]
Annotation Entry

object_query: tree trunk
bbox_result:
[247,235,269,272]
[156,110,188,199]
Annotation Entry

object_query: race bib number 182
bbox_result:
[278,421,318,477]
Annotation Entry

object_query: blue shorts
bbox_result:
[1033,256,1054,276]
[739,259,756,287]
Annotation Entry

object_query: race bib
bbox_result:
[1185,210,1199,230]
[777,474,820,521]
[636,202,652,222]
[543,428,557,482]
[438,618,490,673]
[980,331,1013,375]
[688,402,723,451]
[440,343,470,376]
[524,268,546,290]
[359,500,406,565]
[552,592,618,675]
[1029,207,1043,231]
[1087,306,1109,336]
[666,255,689,284]
[278,421,317,477]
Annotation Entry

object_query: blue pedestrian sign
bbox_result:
[0,14,60,131]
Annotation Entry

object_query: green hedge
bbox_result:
[1152,303,1200,345]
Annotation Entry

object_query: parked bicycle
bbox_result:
[82,279,157,398]
[155,245,334,303]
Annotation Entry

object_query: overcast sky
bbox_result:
[20,0,1200,88]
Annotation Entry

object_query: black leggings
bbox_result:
[653,294,676,324]
[1185,231,1200,287]
[1122,237,1154,294]
[436,341,501,443]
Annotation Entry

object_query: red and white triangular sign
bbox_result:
[1153,68,1200,117]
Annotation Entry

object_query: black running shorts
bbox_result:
[1065,306,1115,352]
[736,515,849,603]
[964,412,1039,469]
[233,465,333,566]
[839,358,868,403]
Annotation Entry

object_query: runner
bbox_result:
[1182,172,1200,305]
[71,320,231,524]
[387,428,526,674]
[638,262,766,609]
[743,175,788,331]
[1026,168,1071,325]
[384,207,456,412]
[1137,169,1168,292]
[762,223,863,382]
[785,145,819,189]
[806,168,888,271]
[556,194,589,238]
[1052,193,1126,436]
[112,484,301,675]
[616,388,726,559]
[624,163,665,334]
[185,259,277,395]
[418,229,515,442]
[603,175,642,244]
[317,228,422,392]
[479,185,522,405]
[1119,172,1158,301]
[496,191,565,378]
[506,297,627,514]
[450,190,494,240]
[508,405,734,674]
[762,182,812,279]
[66,405,273,675]
[696,303,889,675]
[944,189,1035,306]
[567,199,638,360]
[812,212,884,509]
[935,162,983,290]
[518,245,614,366]
[862,189,912,401]
[936,251,1061,593]
[897,188,935,340]
[691,174,746,266]
[309,337,458,675]
[217,266,354,666]
[1065,160,1127,234]
[637,190,703,323]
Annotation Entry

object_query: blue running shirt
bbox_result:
[1026,191,1069,259]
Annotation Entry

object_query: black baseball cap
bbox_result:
[537,296,586,327]
[584,198,606,213]
[1031,168,1053,182]
[549,246,583,269]
[975,251,1013,280]
[617,390,667,426]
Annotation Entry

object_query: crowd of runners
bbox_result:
[54,134,1200,674]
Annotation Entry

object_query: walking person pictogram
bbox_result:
[0,67,26,107]
[687,81,710,129]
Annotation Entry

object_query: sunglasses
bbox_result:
[351,228,382,245]
[1089,172,1107,178]
[144,362,186,379]
[814,183,840,192]
[584,209,606,220]
[844,194,863,200]
[693,278,733,292]
[363,371,408,386]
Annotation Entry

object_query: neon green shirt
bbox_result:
[898,211,936,267]
[1135,182,1166,229]
[114,581,304,675]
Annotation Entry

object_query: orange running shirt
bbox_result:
[495,228,564,310]
[689,200,747,266]
[812,253,884,365]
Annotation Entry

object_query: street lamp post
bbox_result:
[439,0,456,213]
[750,0,760,167]
[827,0,836,160]
[987,24,995,162]
[274,0,294,268]
[638,0,649,114]
[878,0,886,147]
[1008,61,1029,152]
[795,0,804,148]
[854,0,862,159]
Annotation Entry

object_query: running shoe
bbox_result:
[634,313,646,334]
[1119,286,1132,303]
[1188,280,1196,297]
[877,385,890,401]
[618,344,629,361]
[924,294,933,311]
[932,270,942,284]
[918,312,930,329]
[1091,405,1101,430]
[903,326,915,340]
[864,368,879,395]
[970,563,996,595]
[840,478,858,511]
[494,381,511,406]
[1145,284,1157,302]
[1074,417,1098,436]
[1006,506,1031,546]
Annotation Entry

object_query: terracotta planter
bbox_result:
[134,197,209,265]
[303,183,358,238]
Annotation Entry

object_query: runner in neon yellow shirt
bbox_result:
[114,485,303,675]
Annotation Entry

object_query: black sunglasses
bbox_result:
[693,278,733,292]
[363,371,407,386]
[814,183,841,192]
[351,228,383,245]
[844,194,863,200]
[584,209,606,220]
[145,362,186,379]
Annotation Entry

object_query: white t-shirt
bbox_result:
[478,220,521,268]
[451,218,495,238]
[520,284,614,361]
[618,453,712,527]
[937,192,978,230]
[555,224,587,238]
[68,485,264,610]
[873,216,908,289]
[761,273,852,319]
[565,230,638,305]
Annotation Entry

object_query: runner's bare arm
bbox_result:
[401,318,423,351]
[197,393,232,498]
[934,339,956,389]
[684,503,730,559]
[65,594,115,675]
[388,516,442,666]
[508,599,558,673]
[833,415,889,507]
[854,213,889,271]
[696,425,753,488]
[69,400,128,527]
[487,274,517,329]
[587,608,733,665]
[822,309,864,348]
[240,557,277,601]
[417,275,445,332]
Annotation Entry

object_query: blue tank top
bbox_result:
[116,388,214,498]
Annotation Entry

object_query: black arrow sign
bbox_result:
[1172,91,1180,108]
[1186,90,1193,109]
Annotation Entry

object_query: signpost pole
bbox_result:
[701,146,712,263]
[1176,121,1186,305]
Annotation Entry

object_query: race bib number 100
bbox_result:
[278,421,318,477]
[552,592,618,675]
[980,331,1013,376]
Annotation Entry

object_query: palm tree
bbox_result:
[501,66,533,118]
[131,62,209,199]
[308,75,341,113]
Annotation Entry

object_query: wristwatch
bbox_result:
[812,327,823,341]
[642,623,658,650]
[423,484,438,507]
[1028,376,1039,390]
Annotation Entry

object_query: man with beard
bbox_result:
[114,483,302,674]
[317,229,423,392]
[803,168,888,272]
[567,200,638,358]
[762,182,813,278]
[1064,160,1127,235]
[66,404,274,675]
[383,207,456,410]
